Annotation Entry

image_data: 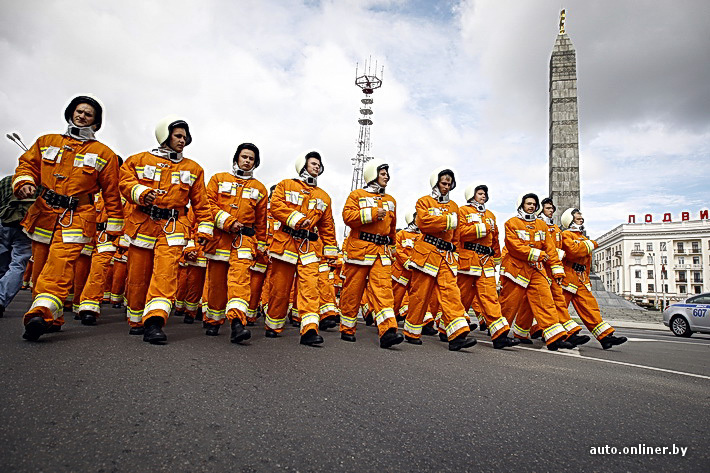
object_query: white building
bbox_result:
[592,219,710,307]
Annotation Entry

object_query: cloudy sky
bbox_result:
[1,0,708,241]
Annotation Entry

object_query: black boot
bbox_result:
[404,335,422,345]
[600,334,627,350]
[448,333,478,351]
[547,338,575,351]
[183,313,195,324]
[195,307,203,321]
[341,332,356,342]
[319,317,337,330]
[205,324,220,336]
[468,322,478,331]
[380,329,404,349]
[479,321,487,332]
[80,311,98,326]
[22,316,49,341]
[46,324,62,333]
[439,332,448,342]
[567,333,591,347]
[265,329,279,338]
[300,329,324,346]
[230,320,251,344]
[364,313,374,326]
[129,326,145,335]
[143,317,167,344]
[422,324,438,336]
[492,336,521,349]
[111,302,123,309]
[530,329,543,339]
[74,313,81,320]
[517,337,533,345]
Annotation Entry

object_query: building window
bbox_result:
[679,256,685,264]
[647,255,653,264]
[693,256,700,265]
[664,284,669,293]
[636,283,642,292]
[661,270,668,280]
[679,286,687,294]
[694,286,702,294]
[692,242,699,252]
[635,257,641,264]
[635,270,642,278]
[648,284,655,292]
[661,256,667,265]
[660,242,666,251]
[634,243,641,251]
[693,271,702,282]
[678,270,687,282]
[647,270,654,279]
[677,242,684,253]
[647,243,653,251]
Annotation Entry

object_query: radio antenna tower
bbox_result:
[350,57,383,191]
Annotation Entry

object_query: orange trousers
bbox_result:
[248,268,267,322]
[30,241,50,297]
[266,258,320,335]
[176,264,206,318]
[512,280,582,339]
[203,260,228,325]
[102,262,114,302]
[110,258,127,305]
[24,238,85,326]
[499,270,567,345]
[563,285,615,340]
[125,239,182,327]
[404,267,470,341]
[22,259,33,289]
[472,275,508,339]
[339,259,398,337]
[318,265,338,322]
[77,249,114,316]
[69,253,92,312]
[224,255,253,326]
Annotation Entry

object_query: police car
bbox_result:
[663,293,710,337]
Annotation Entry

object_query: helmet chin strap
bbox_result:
[569,222,585,232]
[431,187,449,204]
[65,124,96,142]
[365,181,385,194]
[539,214,554,225]
[152,147,183,162]
[517,208,537,222]
[470,201,485,212]
[233,163,253,179]
[299,169,317,186]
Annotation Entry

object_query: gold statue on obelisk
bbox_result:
[559,9,566,34]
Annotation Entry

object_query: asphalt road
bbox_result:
[1,290,708,472]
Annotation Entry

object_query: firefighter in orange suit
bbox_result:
[499,194,574,350]
[178,208,207,324]
[456,184,519,349]
[206,143,267,343]
[559,208,627,349]
[392,209,419,320]
[339,159,404,348]
[403,168,477,351]
[13,95,124,341]
[120,116,213,344]
[510,198,591,347]
[266,151,338,346]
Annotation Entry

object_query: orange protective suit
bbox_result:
[560,229,615,341]
[266,178,337,335]
[499,216,567,345]
[202,172,267,327]
[120,150,213,327]
[403,195,470,341]
[391,228,420,320]
[339,189,398,337]
[13,133,124,326]
[176,209,207,319]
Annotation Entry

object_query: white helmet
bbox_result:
[363,158,389,185]
[64,94,104,130]
[429,167,457,190]
[404,208,416,226]
[560,207,580,229]
[155,115,192,146]
[465,183,488,203]
[295,150,324,176]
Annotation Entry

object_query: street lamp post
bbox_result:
[650,251,659,310]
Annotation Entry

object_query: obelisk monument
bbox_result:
[548,9,580,225]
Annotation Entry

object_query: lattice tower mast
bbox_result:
[351,58,383,191]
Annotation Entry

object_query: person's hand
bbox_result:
[185,251,197,261]
[300,219,312,229]
[17,184,36,199]
[230,220,244,233]
[376,208,386,220]
[539,253,549,262]
[143,190,157,205]
[197,237,208,246]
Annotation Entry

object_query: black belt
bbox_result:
[39,187,93,210]
[359,231,392,246]
[567,261,586,272]
[96,222,107,231]
[423,234,456,252]
[139,205,184,221]
[237,226,255,237]
[282,226,318,241]
[463,242,494,256]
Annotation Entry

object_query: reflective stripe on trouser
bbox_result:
[71,253,92,312]
[24,238,84,326]
[563,284,614,340]
[318,265,338,321]
[339,258,397,337]
[499,270,567,345]
[248,267,267,322]
[473,274,508,339]
[514,280,581,337]
[110,259,127,303]
[175,265,189,310]
[77,249,114,315]
[266,258,320,335]
[456,273,476,329]
[404,266,469,341]
[225,253,253,325]
[204,260,228,325]
[184,265,206,317]
[125,239,182,326]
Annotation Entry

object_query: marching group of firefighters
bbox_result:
[10,94,628,351]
